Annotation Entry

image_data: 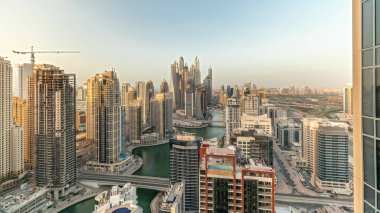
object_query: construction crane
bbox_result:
[13,46,79,66]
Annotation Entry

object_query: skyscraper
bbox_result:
[302,117,323,172]
[343,83,353,115]
[225,97,241,144]
[12,97,27,127]
[160,79,169,93]
[129,100,142,143]
[12,97,27,167]
[125,86,137,120]
[87,71,121,164]
[11,126,24,176]
[86,76,95,141]
[29,64,76,197]
[170,61,180,110]
[150,93,173,139]
[145,80,155,125]
[169,134,201,212]
[353,0,374,210]
[194,57,202,87]
[121,83,130,109]
[121,106,127,152]
[77,86,86,101]
[136,81,148,125]
[194,86,207,120]
[184,90,194,117]
[310,121,350,194]
[170,56,211,113]
[241,94,261,116]
[0,57,13,178]
[203,66,212,107]
[14,63,32,99]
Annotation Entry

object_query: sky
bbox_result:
[0,0,352,89]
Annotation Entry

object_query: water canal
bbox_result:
[61,110,225,213]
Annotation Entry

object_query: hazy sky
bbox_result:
[0,0,351,89]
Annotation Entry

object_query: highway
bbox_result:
[273,142,319,196]
[77,173,169,191]
[276,194,353,207]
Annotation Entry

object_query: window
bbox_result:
[363,0,374,48]
[364,117,375,136]
[363,49,374,67]
[376,120,380,137]
[376,48,380,65]
[365,202,376,213]
[364,136,375,187]
[378,140,380,190]
[363,68,374,117]
[376,68,380,117]
[365,184,376,206]
[377,0,380,45]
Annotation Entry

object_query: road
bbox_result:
[273,142,319,196]
[273,154,293,194]
[276,194,353,207]
[77,173,169,191]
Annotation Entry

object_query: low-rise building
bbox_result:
[231,128,273,166]
[275,118,302,147]
[95,183,142,213]
[140,133,160,145]
[241,113,272,134]
[0,187,52,213]
[160,181,184,213]
[86,155,135,174]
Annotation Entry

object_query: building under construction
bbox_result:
[28,64,76,199]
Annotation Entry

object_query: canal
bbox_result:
[61,110,225,213]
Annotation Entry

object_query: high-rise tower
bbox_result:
[145,80,155,125]
[160,79,169,93]
[0,57,13,178]
[29,64,76,197]
[150,93,173,139]
[311,121,350,194]
[129,100,142,143]
[14,63,32,99]
[353,0,373,209]
[87,71,121,164]
[169,134,201,212]
[343,83,353,115]
[225,97,241,144]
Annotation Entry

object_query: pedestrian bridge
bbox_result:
[78,173,169,191]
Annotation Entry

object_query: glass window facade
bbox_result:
[363,68,374,117]
[363,0,374,48]
[364,49,374,67]
[364,136,375,187]
[363,0,380,209]
[364,117,375,136]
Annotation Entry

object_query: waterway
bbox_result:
[61,110,225,213]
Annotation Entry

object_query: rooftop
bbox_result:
[0,187,50,213]
[160,181,184,211]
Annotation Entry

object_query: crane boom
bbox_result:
[12,46,79,65]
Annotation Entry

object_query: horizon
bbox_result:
[0,0,351,89]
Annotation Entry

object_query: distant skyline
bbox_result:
[0,0,351,88]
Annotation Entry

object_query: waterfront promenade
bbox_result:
[126,139,169,153]
[47,186,105,213]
